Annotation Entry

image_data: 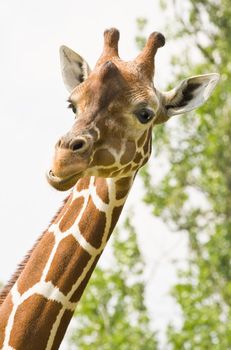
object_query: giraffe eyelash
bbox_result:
[68,102,77,114]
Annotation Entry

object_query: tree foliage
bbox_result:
[69,218,158,350]
[141,0,231,348]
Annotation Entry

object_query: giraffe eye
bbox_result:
[68,103,77,115]
[135,108,154,124]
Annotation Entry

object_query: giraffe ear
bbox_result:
[60,45,91,92]
[162,73,220,118]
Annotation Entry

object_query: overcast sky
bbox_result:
[0,0,188,347]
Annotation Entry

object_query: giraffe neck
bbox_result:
[0,175,134,350]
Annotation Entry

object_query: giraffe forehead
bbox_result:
[71,64,126,110]
[71,60,155,110]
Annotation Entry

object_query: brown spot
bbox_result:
[115,176,133,189]
[59,197,84,233]
[17,232,55,295]
[46,235,91,295]
[0,293,13,348]
[111,206,124,232]
[122,164,132,174]
[70,256,100,303]
[133,152,143,164]
[116,190,129,200]
[144,128,152,154]
[51,310,73,350]
[115,177,132,200]
[120,141,136,165]
[143,141,149,154]
[79,196,106,249]
[9,294,62,350]
[141,156,149,167]
[95,178,109,204]
[137,131,147,148]
[123,164,132,173]
[53,194,73,225]
[149,138,152,153]
[76,177,90,192]
[91,148,116,167]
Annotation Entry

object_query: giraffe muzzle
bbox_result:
[47,135,94,191]
[46,169,82,191]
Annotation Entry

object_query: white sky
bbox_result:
[0,0,188,348]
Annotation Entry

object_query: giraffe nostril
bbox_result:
[70,138,88,152]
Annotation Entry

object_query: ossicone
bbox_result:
[135,31,166,79]
[101,28,120,58]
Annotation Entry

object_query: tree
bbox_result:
[69,218,158,350]
[140,0,231,348]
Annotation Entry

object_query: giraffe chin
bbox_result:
[46,170,82,191]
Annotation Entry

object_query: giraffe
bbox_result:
[0,28,219,350]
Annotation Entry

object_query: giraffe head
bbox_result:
[47,28,219,191]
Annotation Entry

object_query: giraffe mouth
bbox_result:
[46,170,82,191]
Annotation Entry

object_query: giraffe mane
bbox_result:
[0,194,71,306]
